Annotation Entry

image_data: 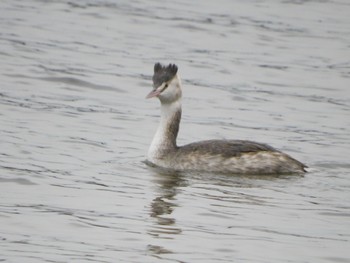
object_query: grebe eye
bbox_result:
[165,84,168,88]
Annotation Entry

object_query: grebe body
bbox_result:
[146,63,306,175]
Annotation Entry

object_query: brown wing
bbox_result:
[177,140,277,157]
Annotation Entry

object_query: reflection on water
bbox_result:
[1,0,350,262]
[146,167,307,259]
[149,170,186,239]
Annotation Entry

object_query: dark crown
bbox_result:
[152,63,178,88]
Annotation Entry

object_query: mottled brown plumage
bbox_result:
[177,140,276,157]
[146,63,307,175]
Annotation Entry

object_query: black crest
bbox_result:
[152,63,178,88]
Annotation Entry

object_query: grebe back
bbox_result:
[146,63,306,175]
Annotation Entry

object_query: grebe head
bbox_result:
[146,63,182,104]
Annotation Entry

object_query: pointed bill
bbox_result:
[146,88,161,99]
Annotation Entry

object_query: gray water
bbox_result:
[1,0,350,262]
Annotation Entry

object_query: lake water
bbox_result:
[1,0,350,262]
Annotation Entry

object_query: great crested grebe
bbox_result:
[146,63,306,175]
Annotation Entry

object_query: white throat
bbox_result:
[148,99,182,163]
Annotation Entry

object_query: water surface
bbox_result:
[1,0,350,262]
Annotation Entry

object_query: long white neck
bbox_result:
[148,100,182,162]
